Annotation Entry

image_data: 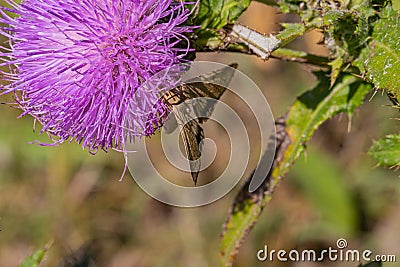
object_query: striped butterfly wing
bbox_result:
[162,63,238,184]
[180,119,204,185]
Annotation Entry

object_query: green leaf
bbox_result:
[19,245,49,267]
[194,0,251,30]
[324,9,371,60]
[273,0,303,15]
[329,55,344,86]
[392,0,400,11]
[369,134,400,167]
[353,4,400,100]
[276,23,306,44]
[286,72,371,162]
[219,74,371,267]
[193,0,251,49]
[284,73,371,164]
[194,29,224,50]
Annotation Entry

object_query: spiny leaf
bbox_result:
[284,73,371,163]
[323,9,371,60]
[276,23,306,44]
[353,4,400,101]
[219,74,371,267]
[369,134,400,167]
[329,56,344,87]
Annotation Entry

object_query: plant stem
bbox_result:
[270,48,330,66]
[197,23,328,67]
[206,43,329,67]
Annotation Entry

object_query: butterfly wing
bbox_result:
[179,119,204,185]
[162,63,238,184]
[179,63,238,100]
[163,63,238,131]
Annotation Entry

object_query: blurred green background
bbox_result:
[1,2,399,266]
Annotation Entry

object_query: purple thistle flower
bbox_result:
[0,0,194,152]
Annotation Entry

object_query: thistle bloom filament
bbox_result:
[0,0,193,152]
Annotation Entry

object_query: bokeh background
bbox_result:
[1,2,399,266]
